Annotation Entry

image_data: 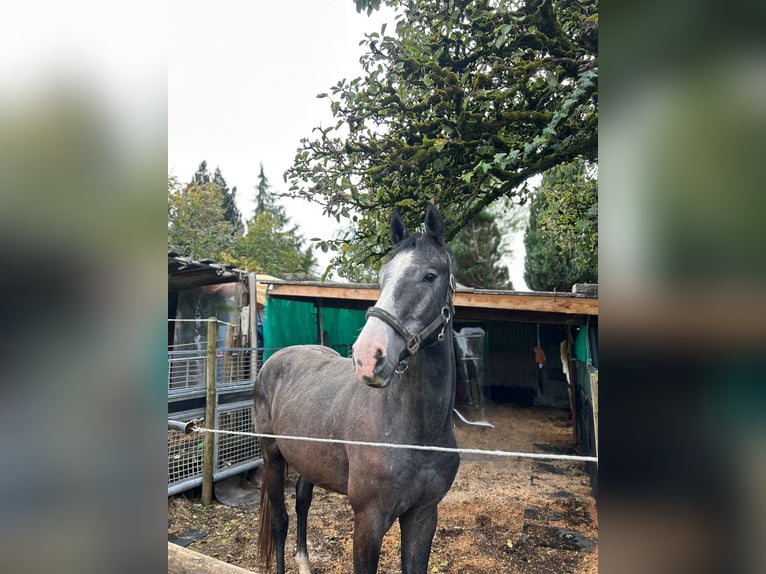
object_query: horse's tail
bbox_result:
[257,482,275,572]
[257,462,289,572]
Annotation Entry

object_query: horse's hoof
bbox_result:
[295,551,311,574]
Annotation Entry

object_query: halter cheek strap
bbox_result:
[366,305,452,355]
[364,273,456,369]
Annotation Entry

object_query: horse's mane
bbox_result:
[386,232,443,261]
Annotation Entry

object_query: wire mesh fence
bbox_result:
[168,320,263,496]
[168,351,206,395]
[215,400,262,474]
[215,347,254,388]
[168,408,206,495]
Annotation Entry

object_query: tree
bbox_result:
[523,159,597,291]
[254,162,279,216]
[167,175,239,260]
[325,224,380,283]
[193,160,244,234]
[286,0,597,278]
[449,206,517,289]
[214,167,245,235]
[229,165,317,277]
[231,210,317,277]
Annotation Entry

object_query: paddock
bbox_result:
[167,258,598,572]
[168,402,598,574]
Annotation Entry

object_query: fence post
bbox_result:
[202,317,217,506]
[248,272,258,378]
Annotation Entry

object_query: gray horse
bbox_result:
[253,202,459,573]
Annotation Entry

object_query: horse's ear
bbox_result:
[424,202,445,244]
[390,210,408,245]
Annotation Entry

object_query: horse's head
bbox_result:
[353,202,455,388]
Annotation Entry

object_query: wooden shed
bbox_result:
[261,280,598,461]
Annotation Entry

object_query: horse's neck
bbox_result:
[398,338,455,439]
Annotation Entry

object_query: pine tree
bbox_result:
[212,167,244,234]
[254,162,280,218]
[449,209,513,290]
[192,161,244,235]
[192,160,210,184]
[229,164,317,276]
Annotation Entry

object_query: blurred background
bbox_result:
[0,2,166,573]
[600,2,766,573]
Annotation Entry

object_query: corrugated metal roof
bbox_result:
[168,254,245,290]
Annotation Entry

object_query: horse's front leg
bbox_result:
[351,506,396,574]
[399,504,438,574]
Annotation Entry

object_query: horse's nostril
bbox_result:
[373,347,384,363]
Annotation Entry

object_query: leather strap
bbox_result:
[365,272,455,358]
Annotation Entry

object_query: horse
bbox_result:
[253,202,460,573]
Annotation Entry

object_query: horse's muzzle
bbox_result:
[353,319,398,387]
[353,350,394,388]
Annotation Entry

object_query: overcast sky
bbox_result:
[169,0,528,288]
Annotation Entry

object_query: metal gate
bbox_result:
[167,342,262,496]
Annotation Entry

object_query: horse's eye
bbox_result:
[423,272,437,283]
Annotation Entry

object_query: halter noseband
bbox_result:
[365,274,456,373]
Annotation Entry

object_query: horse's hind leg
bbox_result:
[294,476,314,574]
[259,441,289,574]
[399,504,438,574]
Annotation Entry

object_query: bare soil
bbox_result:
[168,403,598,573]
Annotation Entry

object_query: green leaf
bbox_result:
[476,160,491,174]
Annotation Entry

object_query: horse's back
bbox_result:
[254,345,356,492]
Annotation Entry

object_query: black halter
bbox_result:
[365,274,456,373]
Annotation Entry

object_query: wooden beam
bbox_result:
[266,283,598,317]
[268,283,379,302]
[168,542,255,574]
[455,291,597,316]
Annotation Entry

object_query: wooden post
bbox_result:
[248,272,258,379]
[223,325,234,382]
[316,298,324,345]
[168,542,256,574]
[202,317,217,506]
[560,336,579,443]
[589,367,599,459]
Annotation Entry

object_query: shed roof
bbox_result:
[264,280,598,326]
[168,255,245,290]
[168,255,280,305]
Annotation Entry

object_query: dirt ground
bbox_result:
[168,402,598,573]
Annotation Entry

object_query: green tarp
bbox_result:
[574,324,595,365]
[262,296,367,361]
